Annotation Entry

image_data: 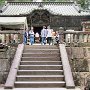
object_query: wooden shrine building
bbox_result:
[0,1,90,31]
[0,1,90,43]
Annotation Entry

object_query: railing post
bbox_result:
[71,33,74,43]
[15,34,18,43]
[84,34,88,42]
[87,34,90,42]
[6,34,9,44]
[2,34,5,43]
[74,34,78,43]
[65,33,70,43]
[59,27,64,43]
[79,34,83,43]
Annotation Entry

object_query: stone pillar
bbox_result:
[74,34,78,43]
[0,34,5,43]
[65,34,71,43]
[18,34,23,43]
[0,34,2,43]
[70,34,74,43]
[11,34,14,43]
[79,34,84,43]
[84,34,88,42]
[6,34,9,44]
[15,34,18,43]
[1,34,5,43]
[59,29,64,43]
[87,34,90,42]
[4,34,6,43]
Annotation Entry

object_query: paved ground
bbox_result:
[0,84,81,90]
[0,88,81,90]
[0,86,81,90]
[13,88,81,90]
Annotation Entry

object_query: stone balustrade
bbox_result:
[59,31,90,44]
[0,31,23,44]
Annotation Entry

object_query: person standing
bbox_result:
[35,32,40,43]
[29,27,34,45]
[52,31,56,45]
[55,31,59,44]
[24,30,28,44]
[41,26,48,45]
[47,25,53,45]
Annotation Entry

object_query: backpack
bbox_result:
[24,32,27,37]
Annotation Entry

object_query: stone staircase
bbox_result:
[14,45,66,88]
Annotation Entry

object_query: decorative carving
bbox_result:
[31,12,40,24]
[31,10,50,26]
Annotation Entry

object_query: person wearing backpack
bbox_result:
[24,30,28,44]
[29,27,34,45]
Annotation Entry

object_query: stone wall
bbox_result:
[66,47,90,89]
[0,46,16,84]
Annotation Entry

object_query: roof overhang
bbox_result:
[0,17,28,30]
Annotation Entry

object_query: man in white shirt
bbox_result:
[29,27,34,45]
[47,25,53,45]
[41,26,48,45]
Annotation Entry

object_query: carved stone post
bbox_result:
[15,34,18,43]
[88,34,90,42]
[65,33,69,43]
[11,34,14,43]
[19,30,24,44]
[84,34,88,42]
[74,34,78,43]
[79,34,84,43]
[6,34,9,44]
[70,34,74,43]
[59,27,64,43]
[1,34,5,43]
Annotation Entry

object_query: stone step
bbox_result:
[16,75,65,81]
[17,70,64,75]
[19,65,63,70]
[21,57,60,61]
[15,81,66,88]
[22,53,60,57]
[14,45,66,88]
[20,61,62,65]
[24,45,58,49]
[23,49,59,54]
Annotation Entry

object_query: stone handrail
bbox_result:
[59,44,75,88]
[4,44,24,89]
[59,31,90,43]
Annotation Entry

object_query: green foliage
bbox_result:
[76,0,89,8]
[77,0,85,8]
[0,0,5,5]
[0,0,5,4]
[43,0,70,1]
[15,0,32,1]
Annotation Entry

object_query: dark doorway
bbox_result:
[33,27,43,43]
[34,27,43,35]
